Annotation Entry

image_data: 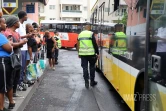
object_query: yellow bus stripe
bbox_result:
[102,50,139,78]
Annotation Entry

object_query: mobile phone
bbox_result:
[7,35,12,39]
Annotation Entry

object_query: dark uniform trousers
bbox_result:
[54,48,59,62]
[81,56,97,81]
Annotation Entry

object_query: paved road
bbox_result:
[24,49,131,111]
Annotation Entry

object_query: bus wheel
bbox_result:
[135,74,145,111]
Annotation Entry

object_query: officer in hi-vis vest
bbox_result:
[112,24,127,55]
[77,24,99,89]
[54,31,61,65]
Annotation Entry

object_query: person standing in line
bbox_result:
[4,16,28,99]
[45,31,57,70]
[25,23,35,71]
[77,24,99,89]
[0,13,14,111]
[16,11,32,86]
[54,31,61,65]
[32,22,42,60]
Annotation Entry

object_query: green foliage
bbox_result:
[121,12,128,26]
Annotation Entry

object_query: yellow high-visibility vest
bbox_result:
[54,36,62,48]
[78,30,95,56]
[112,32,127,55]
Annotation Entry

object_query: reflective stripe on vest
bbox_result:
[78,30,95,55]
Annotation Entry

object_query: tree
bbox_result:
[121,12,128,26]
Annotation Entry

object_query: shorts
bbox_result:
[26,52,35,60]
[47,49,54,59]
[0,57,13,93]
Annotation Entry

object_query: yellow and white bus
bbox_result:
[91,0,166,111]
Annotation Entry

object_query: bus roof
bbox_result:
[40,20,86,24]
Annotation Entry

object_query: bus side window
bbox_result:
[77,25,82,33]
[108,27,115,54]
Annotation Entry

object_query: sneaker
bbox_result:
[90,81,98,87]
[52,67,55,70]
[17,85,23,91]
[20,82,28,91]
[85,80,89,89]
[27,81,35,87]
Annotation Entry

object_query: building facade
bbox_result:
[39,0,91,22]
[91,0,127,23]
[0,0,48,23]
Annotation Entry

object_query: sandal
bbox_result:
[8,103,15,109]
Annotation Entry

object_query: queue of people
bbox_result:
[0,9,99,110]
[0,10,61,111]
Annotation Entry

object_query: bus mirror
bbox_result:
[151,55,161,73]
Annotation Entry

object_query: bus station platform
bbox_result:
[6,49,131,111]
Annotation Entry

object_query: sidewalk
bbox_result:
[4,60,49,111]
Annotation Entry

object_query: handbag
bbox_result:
[10,53,21,70]
[9,34,21,70]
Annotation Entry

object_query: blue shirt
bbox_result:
[0,33,11,57]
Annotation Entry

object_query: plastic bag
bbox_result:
[26,63,37,81]
[35,62,43,78]
[39,59,46,69]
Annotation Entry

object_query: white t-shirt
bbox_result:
[16,22,27,51]
[156,27,166,52]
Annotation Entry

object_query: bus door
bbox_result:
[98,3,105,72]
[147,0,166,110]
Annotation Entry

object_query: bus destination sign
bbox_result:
[150,0,165,19]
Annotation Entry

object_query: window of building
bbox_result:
[50,18,56,20]
[66,6,69,10]
[49,5,55,10]
[122,8,126,15]
[84,7,87,11]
